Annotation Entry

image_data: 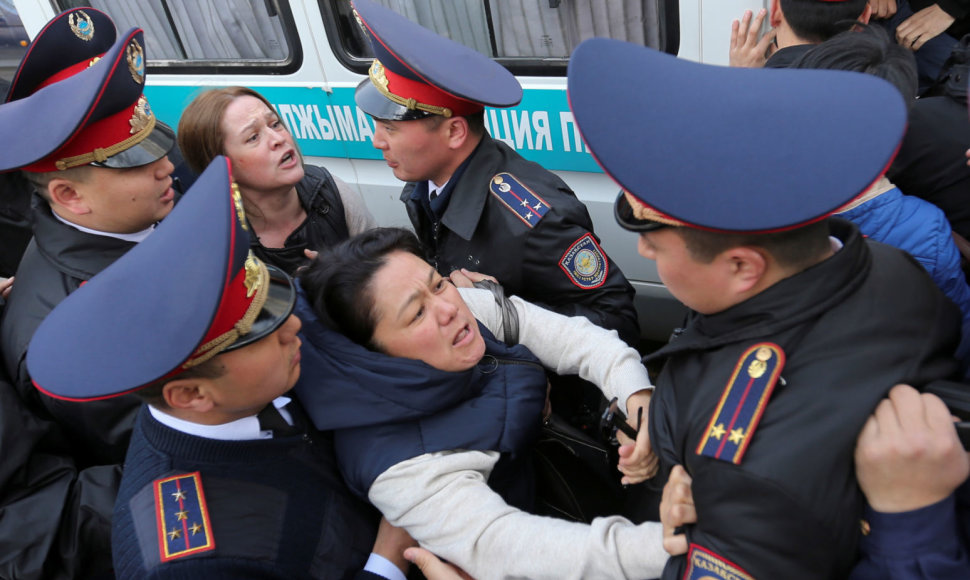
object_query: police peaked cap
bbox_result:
[567,38,907,233]
[28,156,297,402]
[352,0,522,121]
[5,7,116,103]
[0,14,173,172]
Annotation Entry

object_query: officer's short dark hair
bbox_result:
[299,227,427,349]
[22,166,93,202]
[423,110,485,136]
[790,25,917,108]
[780,0,868,43]
[134,357,227,409]
[675,219,832,269]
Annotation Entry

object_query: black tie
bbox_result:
[429,189,439,201]
[257,403,299,437]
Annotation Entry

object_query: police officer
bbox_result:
[351,0,639,349]
[569,38,962,578]
[0,9,175,577]
[26,156,408,579]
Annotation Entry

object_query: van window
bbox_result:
[54,0,301,73]
[0,0,29,84]
[323,0,675,76]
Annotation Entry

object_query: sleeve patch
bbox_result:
[154,472,216,562]
[684,543,755,580]
[488,172,551,228]
[558,233,608,289]
[695,343,785,465]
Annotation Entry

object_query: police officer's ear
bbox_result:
[162,379,215,414]
[719,245,769,296]
[47,176,92,216]
[444,116,473,150]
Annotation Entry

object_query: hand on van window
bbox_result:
[617,389,658,484]
[404,547,474,580]
[855,384,969,513]
[869,0,898,20]
[896,5,955,51]
[449,268,499,288]
[660,465,696,556]
[730,9,776,68]
[0,276,13,300]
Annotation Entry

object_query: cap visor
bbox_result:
[93,120,175,169]
[614,192,667,232]
[224,265,297,352]
[354,79,434,121]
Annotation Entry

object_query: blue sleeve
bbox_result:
[850,495,970,580]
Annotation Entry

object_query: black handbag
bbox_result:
[472,280,626,522]
[925,33,970,104]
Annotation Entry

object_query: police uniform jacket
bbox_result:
[0,196,141,466]
[250,164,350,276]
[401,135,640,346]
[112,406,379,579]
[648,219,962,579]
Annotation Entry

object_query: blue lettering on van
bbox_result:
[144,85,601,173]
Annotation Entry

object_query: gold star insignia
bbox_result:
[175,510,189,521]
[729,428,745,444]
[171,490,186,501]
[168,527,182,541]
[709,423,726,440]
[190,522,203,535]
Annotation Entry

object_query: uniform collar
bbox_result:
[148,395,292,441]
[438,135,492,240]
[647,219,869,360]
[52,209,155,242]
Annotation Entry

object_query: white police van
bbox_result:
[11,0,766,341]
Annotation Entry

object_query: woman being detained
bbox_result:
[293,227,664,580]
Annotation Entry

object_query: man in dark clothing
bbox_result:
[730,0,970,240]
[0,9,176,579]
[570,38,962,578]
[351,0,639,348]
[27,156,403,579]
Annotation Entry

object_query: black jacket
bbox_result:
[402,135,639,346]
[250,164,350,276]
[648,219,961,579]
[0,199,142,579]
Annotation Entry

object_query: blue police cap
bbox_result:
[27,156,296,402]
[0,11,173,172]
[351,0,521,121]
[5,7,116,103]
[568,38,907,233]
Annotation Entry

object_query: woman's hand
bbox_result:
[449,268,498,288]
[404,547,475,580]
[616,389,658,484]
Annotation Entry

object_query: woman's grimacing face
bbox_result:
[369,252,486,372]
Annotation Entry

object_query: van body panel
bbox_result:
[11,0,766,340]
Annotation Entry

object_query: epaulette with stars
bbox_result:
[154,472,215,561]
[489,172,551,228]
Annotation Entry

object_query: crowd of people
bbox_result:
[0,0,967,578]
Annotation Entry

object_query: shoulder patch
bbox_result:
[154,472,215,562]
[685,544,755,580]
[558,233,608,289]
[696,343,785,464]
[488,172,551,228]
